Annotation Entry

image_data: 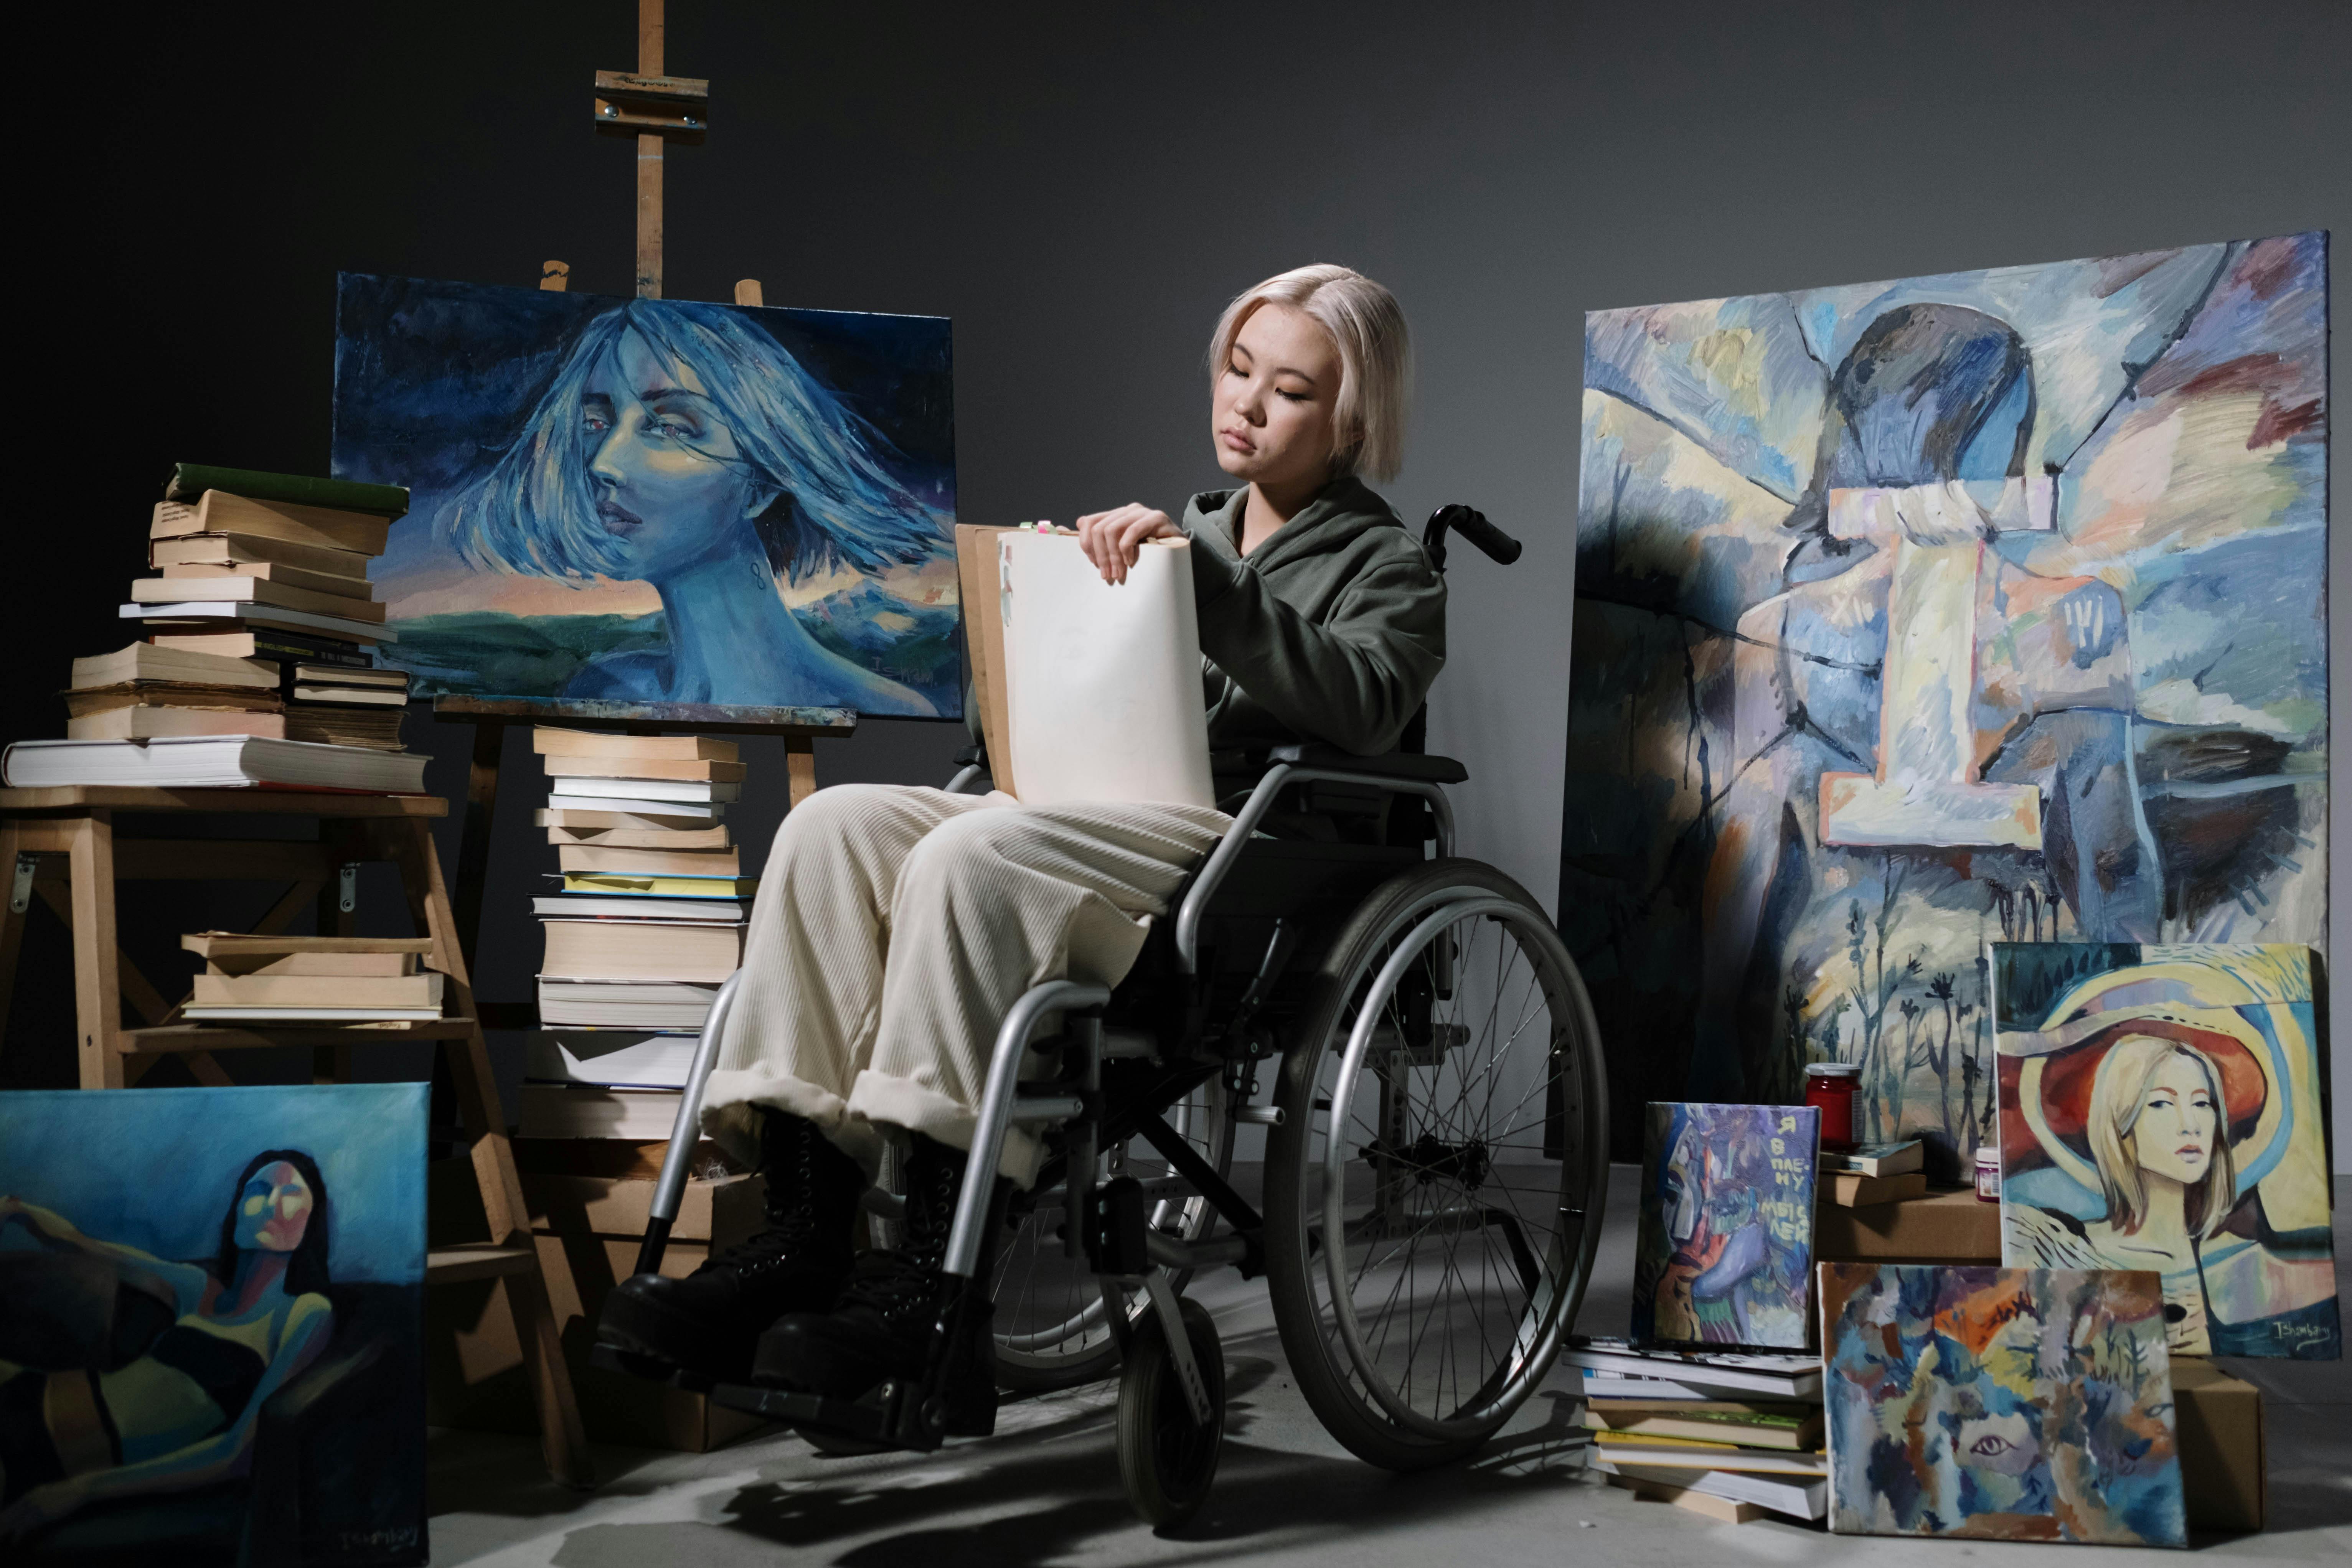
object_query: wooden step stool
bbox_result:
[0,785,594,1488]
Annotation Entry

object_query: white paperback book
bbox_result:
[545,777,739,803]
[544,793,724,819]
[998,529,1214,809]
[3,736,428,793]
[523,1030,701,1088]
[121,602,395,642]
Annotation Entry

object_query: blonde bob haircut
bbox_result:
[2087,1034,2237,1240]
[1207,264,1411,483]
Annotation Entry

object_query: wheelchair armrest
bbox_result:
[1262,743,1467,786]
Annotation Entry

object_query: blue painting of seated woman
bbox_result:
[0,1084,426,1564]
[333,274,960,716]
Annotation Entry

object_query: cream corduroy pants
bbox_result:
[700,784,1230,1184]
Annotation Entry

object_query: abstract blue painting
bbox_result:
[332,274,961,716]
[1822,1264,2187,1546]
[1559,234,2329,1171]
[1,1084,427,1564]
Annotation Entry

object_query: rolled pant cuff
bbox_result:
[702,1066,883,1179]
[847,1069,1043,1188]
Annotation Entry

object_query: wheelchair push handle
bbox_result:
[1422,504,1522,572]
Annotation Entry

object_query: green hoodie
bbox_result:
[1181,477,1446,756]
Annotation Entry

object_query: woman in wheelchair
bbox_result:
[595,263,1443,1427]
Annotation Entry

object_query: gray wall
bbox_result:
[18,2,2351,1166]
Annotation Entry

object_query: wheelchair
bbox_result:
[593,505,1611,1531]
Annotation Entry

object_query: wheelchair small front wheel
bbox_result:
[1264,858,1610,1471]
[1115,1296,1225,1533]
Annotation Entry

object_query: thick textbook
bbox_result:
[557,873,757,898]
[1589,1431,1827,1476]
[151,629,373,666]
[191,973,444,1008]
[556,843,741,875]
[162,558,375,601]
[3,736,429,792]
[536,977,719,1029]
[1582,1403,1823,1451]
[165,463,409,518]
[1560,1340,1823,1399]
[538,806,725,832]
[67,708,286,742]
[534,727,739,762]
[130,576,389,623]
[539,917,742,983]
[544,793,722,819]
[70,643,279,690]
[151,530,376,578]
[122,601,393,644]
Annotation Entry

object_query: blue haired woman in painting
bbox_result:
[0,1152,334,1540]
[445,298,949,713]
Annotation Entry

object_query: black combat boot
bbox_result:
[597,1109,864,1382]
[752,1131,1010,1434]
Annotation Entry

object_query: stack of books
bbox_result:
[180,933,445,1023]
[4,463,431,795]
[1567,1337,1828,1523]
[519,727,753,1141]
[1820,1137,1926,1206]
[131,463,405,676]
[62,642,288,741]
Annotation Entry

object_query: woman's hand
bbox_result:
[1075,504,1179,585]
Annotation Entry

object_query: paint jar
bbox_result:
[1975,1146,2002,1202]
[1803,1063,1862,1152]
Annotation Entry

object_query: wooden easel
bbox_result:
[435,0,857,990]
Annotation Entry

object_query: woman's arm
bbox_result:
[1186,550,1445,756]
[1076,506,1447,755]
[0,1296,334,1538]
[0,1199,210,1310]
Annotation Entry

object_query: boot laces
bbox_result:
[697,1136,839,1277]
[835,1157,958,1324]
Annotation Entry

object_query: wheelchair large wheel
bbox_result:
[991,1074,1233,1391]
[1264,858,1609,1471]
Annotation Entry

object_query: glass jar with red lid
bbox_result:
[1803,1062,1862,1153]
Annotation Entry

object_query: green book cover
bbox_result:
[166,463,410,519]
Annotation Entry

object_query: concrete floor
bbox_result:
[425,1173,2352,1566]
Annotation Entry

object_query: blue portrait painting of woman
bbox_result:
[0,1084,427,1564]
[332,275,960,716]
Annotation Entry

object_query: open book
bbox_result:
[955,525,1215,809]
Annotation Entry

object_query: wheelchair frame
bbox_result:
[595,505,1607,1527]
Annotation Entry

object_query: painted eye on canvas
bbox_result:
[1968,1433,2017,1459]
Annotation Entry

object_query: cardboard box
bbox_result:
[1813,1186,2000,1262]
[2171,1357,2265,1532]
[426,1159,770,1451]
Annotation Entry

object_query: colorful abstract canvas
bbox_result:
[1559,234,2329,1174]
[1633,1102,1820,1348]
[1994,942,2339,1359]
[1821,1265,2186,1546]
[0,1085,427,1563]
[333,274,960,716]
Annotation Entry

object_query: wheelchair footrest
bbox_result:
[706,1375,947,1453]
[589,1340,717,1394]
